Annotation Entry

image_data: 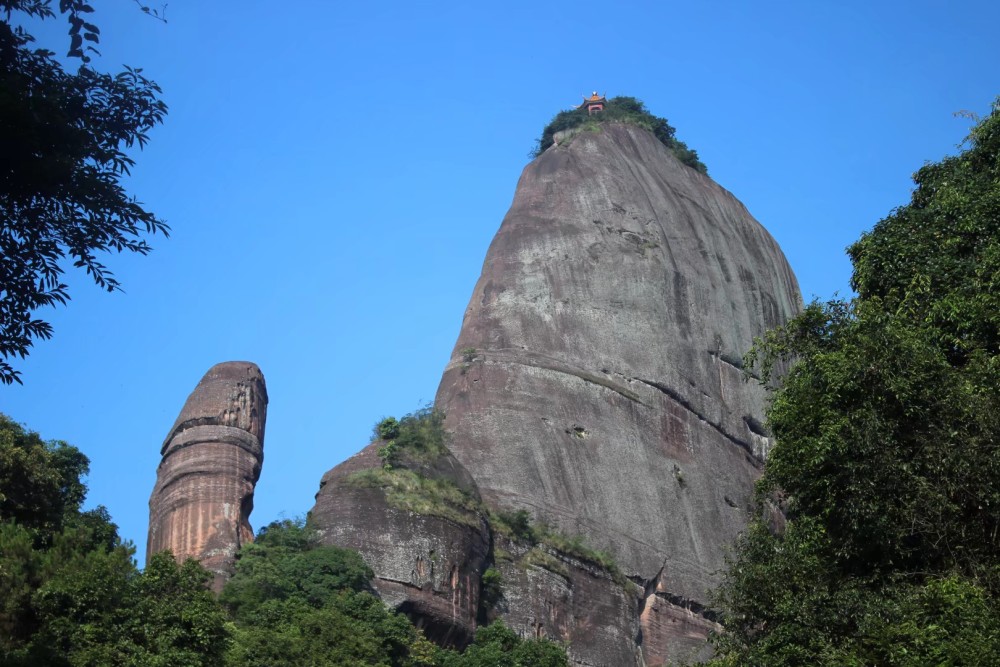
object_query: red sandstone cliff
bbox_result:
[312,122,800,665]
[433,122,800,662]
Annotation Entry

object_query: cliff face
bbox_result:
[311,122,800,664]
[311,441,490,648]
[147,361,267,591]
[435,123,800,661]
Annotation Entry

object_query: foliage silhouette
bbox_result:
[0,0,168,384]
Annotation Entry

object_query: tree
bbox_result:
[0,413,88,539]
[221,519,570,666]
[710,100,1000,665]
[437,622,568,667]
[0,414,228,666]
[0,0,168,384]
[221,519,432,667]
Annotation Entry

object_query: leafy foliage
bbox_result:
[533,96,707,173]
[376,416,401,441]
[221,519,423,667]
[490,508,621,578]
[0,0,168,384]
[222,519,568,666]
[0,413,88,541]
[349,468,484,528]
[0,414,569,665]
[375,407,450,469]
[711,100,1000,665]
[478,567,503,612]
[0,414,228,666]
[437,622,567,667]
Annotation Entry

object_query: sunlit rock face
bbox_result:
[435,123,801,663]
[311,442,490,649]
[146,361,267,592]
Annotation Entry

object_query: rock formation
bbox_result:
[147,361,267,591]
[436,122,800,662]
[311,121,800,664]
[437,124,801,664]
[311,438,490,648]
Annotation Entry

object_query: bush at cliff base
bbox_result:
[0,414,228,666]
[1,413,568,665]
[709,99,1000,665]
[222,518,569,667]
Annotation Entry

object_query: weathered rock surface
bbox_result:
[306,122,799,663]
[311,442,490,648]
[147,361,267,591]
[490,535,643,667]
[435,123,801,661]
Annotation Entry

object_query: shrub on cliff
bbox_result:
[376,407,449,469]
[533,96,707,174]
[710,100,1000,664]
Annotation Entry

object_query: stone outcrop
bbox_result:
[309,121,799,664]
[311,440,490,647]
[434,122,800,663]
[489,534,643,667]
[147,361,267,591]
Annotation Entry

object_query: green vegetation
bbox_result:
[438,622,567,667]
[709,101,1000,665]
[220,519,426,667]
[0,1,169,384]
[358,411,627,586]
[490,509,622,582]
[375,407,450,469]
[0,415,569,665]
[376,417,401,441]
[222,519,567,667]
[478,567,504,612]
[533,96,707,174]
[360,407,486,527]
[0,414,228,666]
[348,468,483,528]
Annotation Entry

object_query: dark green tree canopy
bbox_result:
[711,100,1000,665]
[222,519,569,667]
[0,414,228,666]
[0,0,167,384]
[533,95,707,173]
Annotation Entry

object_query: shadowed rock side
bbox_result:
[147,361,267,592]
[435,123,801,662]
[311,441,490,649]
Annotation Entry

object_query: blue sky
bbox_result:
[3,0,998,565]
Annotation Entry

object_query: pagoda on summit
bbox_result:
[578,91,606,114]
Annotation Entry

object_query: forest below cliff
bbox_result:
[0,410,568,666]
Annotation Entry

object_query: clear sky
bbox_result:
[3,0,998,565]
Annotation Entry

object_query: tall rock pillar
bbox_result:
[147,361,267,591]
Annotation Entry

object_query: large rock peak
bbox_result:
[147,361,267,591]
[434,122,801,661]
[312,121,799,665]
